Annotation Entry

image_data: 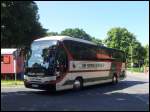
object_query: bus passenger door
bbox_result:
[55,44,68,79]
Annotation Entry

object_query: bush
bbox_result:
[127,67,144,73]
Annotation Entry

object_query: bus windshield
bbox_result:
[27,40,58,69]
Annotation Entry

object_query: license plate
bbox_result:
[32,84,39,88]
[30,77,41,81]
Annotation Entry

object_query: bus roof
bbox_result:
[99,45,125,53]
[34,36,125,54]
[34,36,96,45]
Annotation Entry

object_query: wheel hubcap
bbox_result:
[74,80,81,89]
[113,77,116,82]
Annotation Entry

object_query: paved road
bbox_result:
[1,72,149,111]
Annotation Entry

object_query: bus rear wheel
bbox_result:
[112,75,118,84]
[73,78,83,91]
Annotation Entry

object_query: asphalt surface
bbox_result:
[1,72,149,111]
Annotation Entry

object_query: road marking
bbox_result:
[135,95,149,105]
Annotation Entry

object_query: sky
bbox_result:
[35,1,149,46]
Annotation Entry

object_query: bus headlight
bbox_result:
[24,74,28,80]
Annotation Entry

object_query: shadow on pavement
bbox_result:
[1,80,148,96]
[32,80,148,96]
[1,80,149,111]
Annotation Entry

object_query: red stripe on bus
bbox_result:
[70,60,118,62]
[48,68,122,84]
[48,72,68,84]
[48,59,124,84]
[68,69,113,73]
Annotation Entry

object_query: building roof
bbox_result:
[34,36,96,45]
[1,48,17,54]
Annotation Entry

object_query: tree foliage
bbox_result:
[1,1,47,48]
[60,28,102,45]
[104,27,146,66]
[91,37,102,45]
[46,32,59,36]
[144,44,149,66]
[60,28,92,41]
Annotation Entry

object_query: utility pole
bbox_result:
[130,40,133,73]
[131,44,133,72]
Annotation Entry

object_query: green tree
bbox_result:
[60,28,102,45]
[1,1,47,48]
[132,41,146,67]
[60,28,92,41]
[91,37,103,45]
[144,44,149,66]
[46,32,59,36]
[104,27,145,66]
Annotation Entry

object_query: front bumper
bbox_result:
[24,80,56,91]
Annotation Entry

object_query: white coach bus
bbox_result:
[24,36,126,91]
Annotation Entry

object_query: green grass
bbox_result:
[1,80,24,87]
[127,67,144,73]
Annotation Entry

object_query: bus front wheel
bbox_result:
[112,74,118,84]
[73,78,83,90]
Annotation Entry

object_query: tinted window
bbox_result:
[97,46,126,62]
[64,40,97,60]
[97,47,112,59]
[64,40,126,62]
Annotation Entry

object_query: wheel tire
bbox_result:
[73,78,83,91]
[112,75,118,84]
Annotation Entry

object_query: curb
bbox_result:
[1,85,25,88]
[127,71,149,75]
